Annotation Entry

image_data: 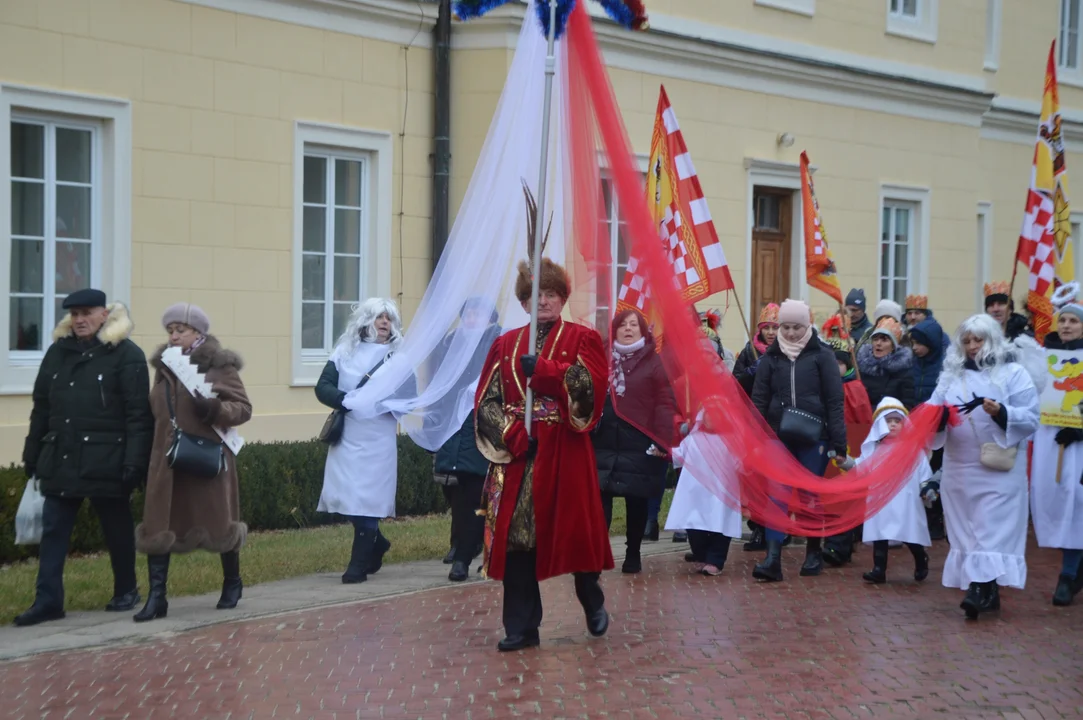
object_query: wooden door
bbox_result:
[751,188,792,313]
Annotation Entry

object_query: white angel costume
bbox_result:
[664,417,744,540]
[858,398,932,547]
[930,361,1040,590]
[318,341,398,518]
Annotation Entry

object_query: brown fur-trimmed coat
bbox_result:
[136,336,252,555]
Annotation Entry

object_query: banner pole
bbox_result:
[524,1,558,438]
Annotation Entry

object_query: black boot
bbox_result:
[743,524,766,552]
[105,589,142,612]
[13,604,66,627]
[342,527,376,584]
[443,546,456,564]
[822,532,852,567]
[672,531,687,543]
[448,560,469,582]
[369,530,392,575]
[862,541,888,584]
[960,582,982,619]
[645,519,660,542]
[800,537,823,577]
[909,543,929,582]
[979,581,1000,613]
[133,554,170,623]
[752,539,783,582]
[217,551,243,610]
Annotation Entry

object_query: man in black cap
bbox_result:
[845,289,872,341]
[15,289,153,627]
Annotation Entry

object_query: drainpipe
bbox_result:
[431,0,452,270]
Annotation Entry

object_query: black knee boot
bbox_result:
[343,526,377,584]
[133,554,170,622]
[862,541,888,584]
[217,551,243,609]
[752,538,783,582]
[800,537,823,577]
[908,543,929,582]
[369,530,392,575]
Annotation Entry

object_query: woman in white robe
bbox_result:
[845,397,932,584]
[1030,297,1083,606]
[664,413,744,576]
[929,314,1040,620]
[315,298,403,584]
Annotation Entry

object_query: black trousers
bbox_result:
[36,494,136,610]
[600,492,648,555]
[687,530,732,567]
[441,484,458,549]
[452,473,486,564]
[502,550,605,637]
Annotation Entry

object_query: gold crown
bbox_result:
[904,294,928,310]
[984,281,1010,298]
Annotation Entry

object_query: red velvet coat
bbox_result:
[474,319,614,581]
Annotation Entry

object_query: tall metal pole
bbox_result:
[524,1,559,437]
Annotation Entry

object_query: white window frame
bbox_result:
[291,121,392,386]
[984,0,1001,71]
[1060,0,1083,85]
[0,84,131,395]
[878,184,931,304]
[753,0,815,18]
[885,0,938,44]
[977,202,993,310]
[594,153,649,334]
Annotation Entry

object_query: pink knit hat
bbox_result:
[778,299,811,326]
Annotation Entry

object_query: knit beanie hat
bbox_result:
[872,299,903,323]
[845,288,866,309]
[162,303,210,334]
[778,299,811,326]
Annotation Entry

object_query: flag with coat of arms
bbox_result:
[617,86,733,335]
[1017,41,1074,342]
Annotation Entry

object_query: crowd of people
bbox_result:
[13,260,1082,649]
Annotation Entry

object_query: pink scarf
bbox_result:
[777,326,812,361]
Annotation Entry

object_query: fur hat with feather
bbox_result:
[514,180,570,304]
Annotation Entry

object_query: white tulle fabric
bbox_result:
[341,1,570,451]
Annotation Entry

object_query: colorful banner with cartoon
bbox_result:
[1041,349,1083,428]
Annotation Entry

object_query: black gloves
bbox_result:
[1056,427,1083,448]
[122,465,146,489]
[953,393,984,416]
[520,355,538,378]
[937,406,951,432]
[24,464,36,479]
[526,436,538,459]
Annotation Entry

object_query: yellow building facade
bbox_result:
[0,0,1080,462]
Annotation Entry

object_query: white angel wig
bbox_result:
[940,313,1012,382]
[334,297,404,354]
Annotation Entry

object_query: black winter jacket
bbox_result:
[594,342,675,498]
[856,343,916,409]
[434,411,490,478]
[733,341,765,397]
[751,330,847,455]
[23,304,153,499]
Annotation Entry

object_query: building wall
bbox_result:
[1,0,1081,463]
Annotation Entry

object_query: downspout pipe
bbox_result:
[431,0,452,269]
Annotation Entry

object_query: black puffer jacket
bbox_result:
[434,411,490,478]
[733,341,766,397]
[751,329,847,454]
[23,304,153,499]
[594,341,676,498]
[1005,312,1032,341]
[856,343,916,409]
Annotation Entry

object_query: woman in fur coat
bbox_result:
[857,318,916,410]
[134,303,253,622]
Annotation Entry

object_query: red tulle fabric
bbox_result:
[565,3,949,536]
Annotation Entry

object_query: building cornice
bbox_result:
[981,96,1083,149]
[178,0,439,47]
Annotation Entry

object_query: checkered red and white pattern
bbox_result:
[617,87,732,316]
[1018,188,1056,296]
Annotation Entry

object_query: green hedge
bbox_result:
[0,436,446,565]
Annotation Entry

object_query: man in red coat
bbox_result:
[474,252,613,652]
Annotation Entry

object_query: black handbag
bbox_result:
[318,355,388,446]
[164,378,226,479]
[778,405,824,447]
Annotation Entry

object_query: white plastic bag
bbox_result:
[15,476,44,545]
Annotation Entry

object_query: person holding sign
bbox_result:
[1031,286,1083,607]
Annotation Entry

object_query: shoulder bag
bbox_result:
[164,378,226,478]
[961,377,1017,472]
[779,406,824,447]
[318,354,389,446]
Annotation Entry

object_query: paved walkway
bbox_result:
[2,536,1080,719]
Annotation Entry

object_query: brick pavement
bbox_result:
[2,538,1080,720]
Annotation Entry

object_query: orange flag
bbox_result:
[800,151,843,305]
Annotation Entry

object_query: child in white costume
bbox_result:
[842,397,932,583]
[664,414,744,576]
